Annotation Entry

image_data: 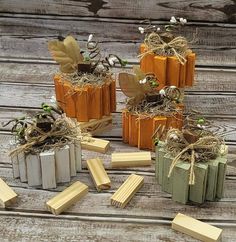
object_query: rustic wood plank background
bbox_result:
[0,1,236,241]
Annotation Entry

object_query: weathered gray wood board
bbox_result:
[1,0,235,23]
[0,0,236,241]
[0,15,235,66]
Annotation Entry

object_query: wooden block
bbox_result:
[81,138,110,154]
[55,145,71,183]
[205,159,219,201]
[153,56,167,90]
[46,181,88,215]
[122,110,129,143]
[40,150,57,189]
[179,63,187,88]
[0,178,17,208]
[87,158,111,191]
[26,153,42,186]
[162,153,173,193]
[75,86,89,122]
[88,85,103,120]
[11,154,19,179]
[189,163,208,204]
[63,81,76,118]
[69,143,76,177]
[185,53,196,87]
[172,213,222,242]
[138,116,154,150]
[128,114,139,146]
[18,152,27,182]
[172,162,190,204]
[74,141,82,172]
[111,174,144,208]
[79,116,112,135]
[9,141,20,178]
[216,156,227,199]
[155,141,165,184]
[166,56,180,87]
[111,152,151,168]
[102,83,111,116]
[109,80,116,112]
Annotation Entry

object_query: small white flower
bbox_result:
[88,34,93,42]
[159,89,165,96]
[170,16,177,23]
[108,56,117,66]
[170,133,178,140]
[50,96,56,103]
[156,27,161,31]
[180,18,187,24]
[170,85,177,89]
[197,124,206,129]
[139,78,147,84]
[138,27,145,34]
[96,64,105,72]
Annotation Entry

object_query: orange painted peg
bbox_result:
[122,110,129,143]
[153,116,167,141]
[75,86,89,122]
[102,83,111,116]
[138,116,154,150]
[153,56,167,90]
[128,114,139,146]
[166,57,180,87]
[63,81,76,118]
[88,85,103,120]
[179,63,187,88]
[53,75,65,111]
[185,53,196,87]
[109,80,116,112]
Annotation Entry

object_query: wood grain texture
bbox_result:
[1,213,236,242]
[0,1,236,240]
[1,1,236,23]
[1,132,235,174]
[1,62,236,93]
[0,167,236,221]
[0,16,236,66]
[1,82,236,117]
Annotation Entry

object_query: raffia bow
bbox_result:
[10,116,91,156]
[166,131,222,185]
[138,32,190,65]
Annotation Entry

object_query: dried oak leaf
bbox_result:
[48,36,83,73]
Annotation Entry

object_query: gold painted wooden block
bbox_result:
[81,138,110,154]
[0,178,17,208]
[87,158,111,191]
[110,174,144,208]
[46,181,88,215]
[172,213,222,242]
[111,152,152,168]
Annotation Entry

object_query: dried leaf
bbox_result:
[118,73,144,98]
[48,40,76,73]
[63,36,83,64]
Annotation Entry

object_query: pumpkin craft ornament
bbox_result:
[4,103,84,189]
[48,35,126,124]
[119,66,184,150]
[155,113,228,204]
[138,17,196,89]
